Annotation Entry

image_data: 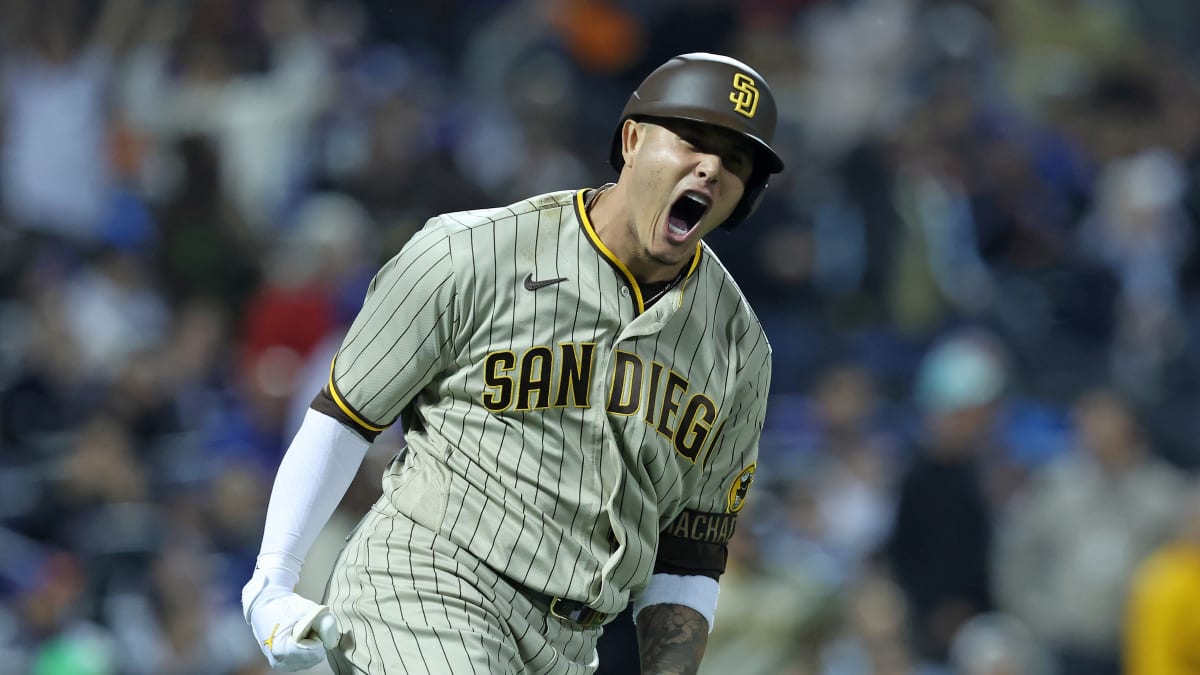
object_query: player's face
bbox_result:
[623,120,753,274]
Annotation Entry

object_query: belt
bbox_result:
[510,582,611,629]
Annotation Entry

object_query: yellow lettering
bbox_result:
[673,394,717,462]
[553,343,595,408]
[671,512,691,538]
[515,346,553,410]
[482,351,516,412]
[706,516,721,542]
[656,371,688,438]
[606,351,643,415]
[643,362,664,425]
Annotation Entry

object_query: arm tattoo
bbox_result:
[636,603,708,675]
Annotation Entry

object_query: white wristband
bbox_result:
[632,573,720,633]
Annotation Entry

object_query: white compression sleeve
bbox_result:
[631,573,721,632]
[255,408,370,589]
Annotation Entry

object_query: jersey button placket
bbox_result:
[617,285,636,324]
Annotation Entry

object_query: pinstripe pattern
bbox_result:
[326,504,601,674]
[326,188,771,671]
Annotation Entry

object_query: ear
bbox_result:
[620,119,644,168]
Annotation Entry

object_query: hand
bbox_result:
[242,569,343,672]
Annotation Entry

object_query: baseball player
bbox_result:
[241,52,785,674]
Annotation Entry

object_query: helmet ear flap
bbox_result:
[722,175,768,230]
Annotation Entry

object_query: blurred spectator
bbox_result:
[886,330,1008,665]
[1077,146,1194,399]
[995,386,1189,675]
[699,502,839,675]
[103,539,262,674]
[333,82,492,236]
[948,612,1054,675]
[765,363,903,575]
[5,552,118,675]
[819,573,927,675]
[236,189,377,442]
[885,86,997,335]
[0,268,87,459]
[203,462,270,589]
[61,245,170,381]
[53,414,164,604]
[121,0,331,233]
[808,365,901,568]
[0,0,141,246]
[1132,0,1200,61]
[152,134,260,313]
[995,0,1138,115]
[1124,481,1200,675]
[797,0,913,162]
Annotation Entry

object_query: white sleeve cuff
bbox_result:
[255,408,370,587]
[631,574,721,633]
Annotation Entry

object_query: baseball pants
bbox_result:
[323,503,602,674]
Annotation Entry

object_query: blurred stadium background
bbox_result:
[2,0,1200,673]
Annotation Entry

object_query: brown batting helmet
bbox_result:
[609,52,785,229]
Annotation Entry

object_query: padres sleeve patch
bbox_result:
[727,463,756,513]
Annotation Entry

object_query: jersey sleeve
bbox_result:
[656,336,772,579]
[311,219,460,441]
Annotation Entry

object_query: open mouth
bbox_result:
[666,192,711,239]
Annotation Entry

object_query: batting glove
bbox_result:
[242,569,343,672]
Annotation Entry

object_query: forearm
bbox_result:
[256,408,369,584]
[636,604,709,675]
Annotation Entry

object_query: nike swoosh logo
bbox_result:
[523,273,568,291]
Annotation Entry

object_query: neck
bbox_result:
[588,182,689,284]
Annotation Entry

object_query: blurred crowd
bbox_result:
[3,0,1200,674]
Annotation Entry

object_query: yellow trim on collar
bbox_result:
[574,189,702,314]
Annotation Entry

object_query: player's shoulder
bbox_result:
[697,241,772,356]
[428,189,579,235]
[696,242,763,322]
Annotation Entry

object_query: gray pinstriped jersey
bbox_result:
[327,188,771,614]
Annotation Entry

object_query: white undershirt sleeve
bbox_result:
[631,573,721,633]
[254,408,371,589]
